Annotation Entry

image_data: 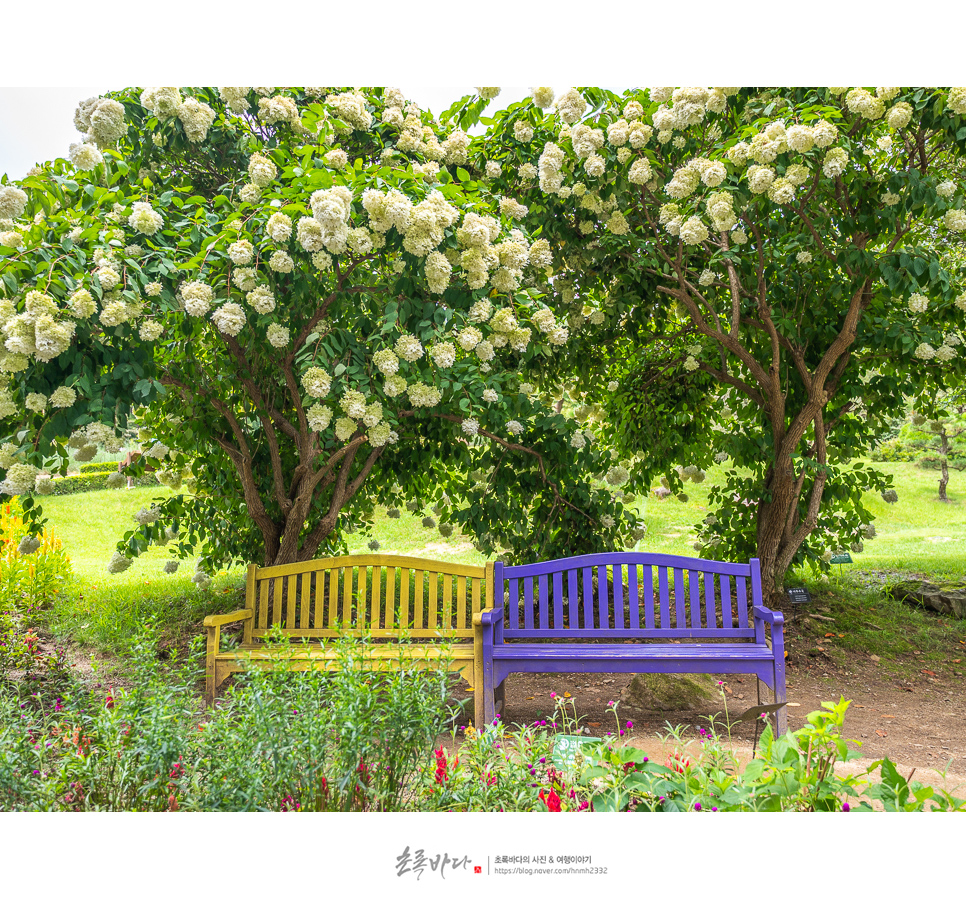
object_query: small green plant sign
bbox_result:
[551,734,602,772]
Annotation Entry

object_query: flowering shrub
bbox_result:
[0,628,456,812]
[0,86,639,577]
[474,86,966,601]
[0,498,72,612]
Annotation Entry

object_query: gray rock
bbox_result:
[620,673,721,712]
[890,581,966,620]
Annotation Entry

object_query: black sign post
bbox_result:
[786,587,811,604]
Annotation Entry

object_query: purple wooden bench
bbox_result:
[475,552,786,734]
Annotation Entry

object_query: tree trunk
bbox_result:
[938,429,950,503]
[755,459,796,607]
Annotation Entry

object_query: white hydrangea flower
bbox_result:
[219,87,251,113]
[698,269,716,286]
[747,165,776,194]
[554,88,588,124]
[907,293,929,314]
[462,418,479,436]
[239,184,262,205]
[334,416,358,441]
[947,88,966,116]
[212,302,246,336]
[68,142,103,170]
[339,389,367,419]
[139,320,164,341]
[914,342,935,360]
[107,551,133,575]
[177,97,216,143]
[424,251,452,294]
[133,506,161,526]
[141,86,182,118]
[956,293,966,310]
[129,202,164,235]
[266,212,293,243]
[881,192,901,207]
[679,217,709,246]
[485,160,502,177]
[936,180,957,199]
[0,186,28,221]
[506,420,524,436]
[683,356,700,371]
[307,404,333,432]
[269,250,295,273]
[50,386,77,408]
[456,326,483,352]
[407,383,442,408]
[228,240,254,265]
[430,342,456,368]
[266,323,289,348]
[181,280,214,316]
[394,334,423,362]
[372,349,400,376]
[97,266,121,291]
[530,87,555,109]
[383,375,408,398]
[323,149,348,170]
[25,393,47,414]
[312,251,334,272]
[822,147,849,178]
[475,340,495,362]
[247,285,276,314]
[482,388,499,403]
[943,209,966,232]
[936,344,957,362]
[796,251,812,264]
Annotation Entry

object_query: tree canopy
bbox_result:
[0,86,642,573]
[471,86,966,599]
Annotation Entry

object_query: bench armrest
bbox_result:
[753,605,784,627]
[203,608,255,628]
[474,606,503,629]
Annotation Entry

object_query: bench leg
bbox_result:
[482,660,496,728]
[495,679,506,716]
[205,626,219,707]
[773,660,787,736]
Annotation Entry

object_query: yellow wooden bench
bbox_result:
[204,554,494,729]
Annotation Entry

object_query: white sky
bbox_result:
[0,3,949,181]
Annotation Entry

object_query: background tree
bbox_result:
[910,384,966,502]
[472,85,966,604]
[0,86,641,575]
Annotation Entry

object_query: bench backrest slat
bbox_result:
[495,553,759,639]
[247,555,488,638]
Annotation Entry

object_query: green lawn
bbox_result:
[31,459,964,657]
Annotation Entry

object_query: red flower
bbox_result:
[538,789,562,812]
[666,753,691,774]
[434,747,449,784]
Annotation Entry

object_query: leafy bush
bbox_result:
[79,462,124,474]
[420,695,966,813]
[1,499,73,612]
[45,472,156,495]
[0,628,456,812]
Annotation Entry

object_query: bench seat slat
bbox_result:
[490,643,775,661]
[234,638,475,653]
